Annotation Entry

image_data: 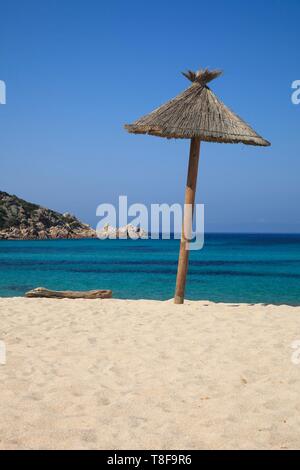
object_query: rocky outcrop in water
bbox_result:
[0,191,96,240]
[97,223,148,239]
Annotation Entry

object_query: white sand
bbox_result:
[0,297,300,450]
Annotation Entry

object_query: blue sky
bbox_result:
[1,0,299,232]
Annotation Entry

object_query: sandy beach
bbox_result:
[0,297,300,450]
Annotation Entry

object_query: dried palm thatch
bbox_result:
[125,69,270,146]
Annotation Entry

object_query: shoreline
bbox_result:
[1,298,300,449]
[2,297,300,308]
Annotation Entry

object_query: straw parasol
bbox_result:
[125,68,270,304]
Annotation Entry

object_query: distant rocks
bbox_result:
[97,223,148,239]
[0,191,148,241]
[0,191,96,240]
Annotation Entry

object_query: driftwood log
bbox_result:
[25,287,112,299]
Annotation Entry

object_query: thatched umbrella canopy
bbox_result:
[125,68,270,304]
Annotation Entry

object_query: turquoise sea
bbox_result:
[0,234,300,304]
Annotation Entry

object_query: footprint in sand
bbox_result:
[95,392,111,407]
[81,429,97,443]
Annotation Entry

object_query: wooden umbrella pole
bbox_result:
[174,138,201,304]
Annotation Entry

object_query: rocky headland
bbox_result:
[0,191,96,240]
[0,191,148,240]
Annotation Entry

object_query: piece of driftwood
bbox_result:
[25,287,112,299]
